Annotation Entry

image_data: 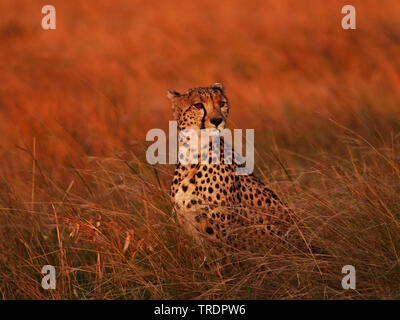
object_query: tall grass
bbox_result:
[0,0,400,299]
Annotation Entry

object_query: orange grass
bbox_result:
[1,0,400,299]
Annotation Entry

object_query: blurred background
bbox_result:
[1,1,399,172]
[1,0,400,299]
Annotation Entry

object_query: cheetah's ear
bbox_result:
[167,89,181,119]
[210,83,224,93]
[167,89,181,102]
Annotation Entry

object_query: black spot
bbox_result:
[206,227,214,235]
[182,185,188,192]
[208,187,213,193]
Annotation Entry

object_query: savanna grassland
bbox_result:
[1,0,400,299]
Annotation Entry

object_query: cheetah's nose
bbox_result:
[210,118,223,127]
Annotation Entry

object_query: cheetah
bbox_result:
[167,83,297,250]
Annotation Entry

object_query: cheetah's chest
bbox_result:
[172,164,237,212]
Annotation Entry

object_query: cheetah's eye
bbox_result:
[219,101,227,108]
[193,103,204,109]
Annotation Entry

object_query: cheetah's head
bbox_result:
[167,83,229,132]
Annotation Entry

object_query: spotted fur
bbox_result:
[167,84,297,250]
